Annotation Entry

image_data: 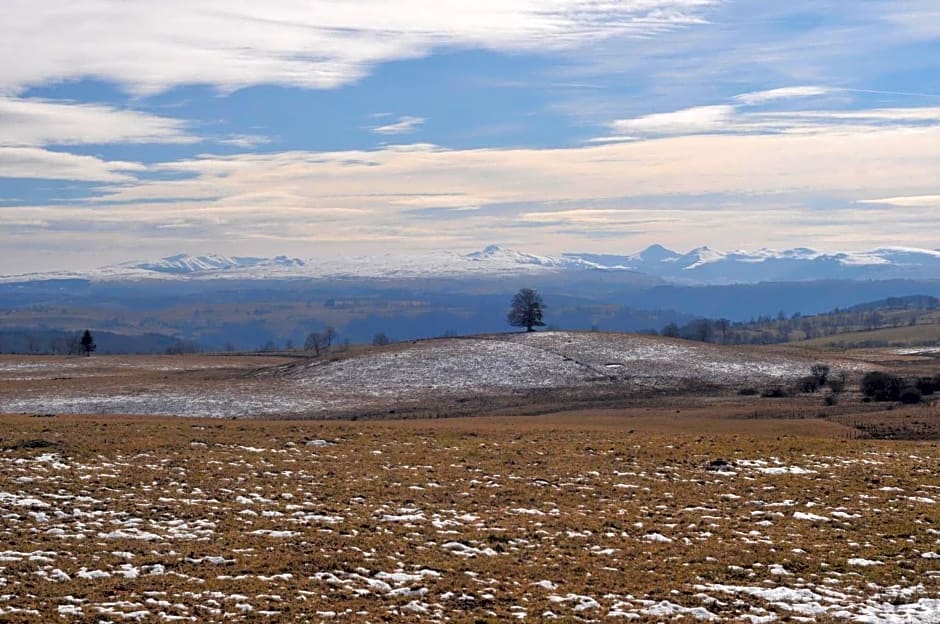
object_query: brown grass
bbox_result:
[1,411,938,622]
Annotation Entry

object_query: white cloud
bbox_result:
[0,97,195,146]
[0,1,719,95]
[0,147,144,181]
[371,116,425,136]
[734,86,831,106]
[218,134,272,148]
[609,105,734,135]
[857,195,940,207]
[608,97,940,138]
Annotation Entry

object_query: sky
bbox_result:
[3,1,940,273]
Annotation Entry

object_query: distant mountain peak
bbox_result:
[637,244,680,262]
[465,245,561,267]
[128,253,304,275]
[467,244,504,258]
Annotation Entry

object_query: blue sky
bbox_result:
[3,1,940,272]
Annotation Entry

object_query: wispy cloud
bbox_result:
[603,88,940,139]
[0,2,720,95]
[609,105,734,136]
[0,147,144,181]
[218,134,272,148]
[0,97,196,146]
[857,195,940,207]
[371,116,425,136]
[734,86,831,106]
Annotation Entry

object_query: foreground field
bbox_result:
[1,412,939,622]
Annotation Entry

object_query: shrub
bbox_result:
[797,376,821,394]
[824,392,839,406]
[860,371,903,402]
[761,386,790,398]
[738,387,759,396]
[827,372,848,394]
[810,363,831,386]
[914,376,940,396]
[899,387,923,405]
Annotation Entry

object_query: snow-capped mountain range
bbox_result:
[4,244,940,284]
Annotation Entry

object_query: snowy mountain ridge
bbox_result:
[129,254,306,275]
[3,244,940,284]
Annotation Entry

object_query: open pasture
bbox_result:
[1,411,939,622]
[0,332,872,419]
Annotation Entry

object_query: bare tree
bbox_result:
[321,326,337,348]
[305,327,337,356]
[715,319,730,344]
[304,331,324,356]
[507,288,546,332]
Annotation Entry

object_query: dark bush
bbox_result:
[810,363,831,386]
[797,376,821,393]
[827,372,848,394]
[860,371,903,402]
[761,386,790,398]
[899,387,923,405]
[824,393,839,406]
[914,376,940,396]
[738,387,759,396]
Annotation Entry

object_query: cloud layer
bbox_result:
[7,104,940,260]
[1,1,718,95]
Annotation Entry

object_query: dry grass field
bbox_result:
[0,332,873,419]
[2,409,940,622]
[1,336,939,621]
[796,324,940,350]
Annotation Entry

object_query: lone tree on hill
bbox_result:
[79,330,96,357]
[508,288,546,332]
[304,331,324,356]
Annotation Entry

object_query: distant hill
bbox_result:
[846,295,940,313]
[796,323,940,350]
[664,294,940,348]
[0,329,182,355]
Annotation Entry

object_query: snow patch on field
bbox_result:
[0,333,837,418]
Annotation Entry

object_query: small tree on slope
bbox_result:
[507,288,546,332]
[79,330,96,357]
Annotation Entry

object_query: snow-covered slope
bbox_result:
[3,244,940,285]
[129,254,306,275]
[3,332,848,417]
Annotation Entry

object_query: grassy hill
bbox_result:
[794,323,940,349]
[672,295,940,347]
